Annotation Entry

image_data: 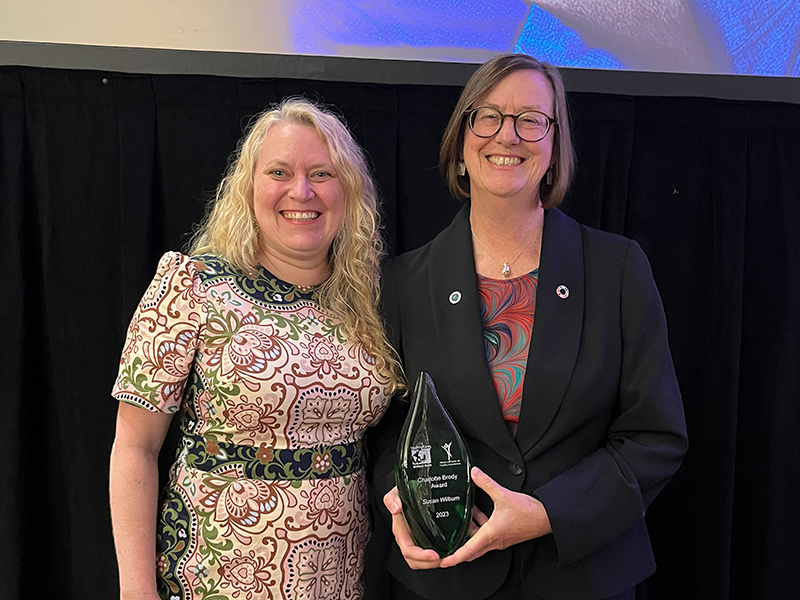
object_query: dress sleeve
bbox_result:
[533,240,688,566]
[111,252,207,413]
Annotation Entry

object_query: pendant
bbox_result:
[502,263,511,277]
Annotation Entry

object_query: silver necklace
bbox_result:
[471,218,543,278]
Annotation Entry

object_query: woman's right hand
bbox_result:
[383,487,443,569]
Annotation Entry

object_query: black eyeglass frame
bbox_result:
[465,106,557,143]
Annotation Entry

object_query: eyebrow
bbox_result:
[481,102,550,113]
[262,160,335,171]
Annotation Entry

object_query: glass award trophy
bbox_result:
[395,371,474,557]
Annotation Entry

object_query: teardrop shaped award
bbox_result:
[395,371,474,557]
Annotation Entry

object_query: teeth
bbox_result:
[487,156,522,166]
[283,211,320,220]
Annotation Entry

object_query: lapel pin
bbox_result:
[449,291,462,304]
[556,285,569,299]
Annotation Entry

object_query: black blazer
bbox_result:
[368,205,688,600]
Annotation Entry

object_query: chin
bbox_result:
[489,186,534,200]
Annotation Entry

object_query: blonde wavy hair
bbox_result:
[189,97,405,393]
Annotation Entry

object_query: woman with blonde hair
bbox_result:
[109,97,403,600]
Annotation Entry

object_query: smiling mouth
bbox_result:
[487,156,523,166]
[282,211,321,221]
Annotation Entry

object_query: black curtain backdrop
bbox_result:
[1,65,798,599]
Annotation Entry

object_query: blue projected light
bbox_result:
[289,0,800,77]
[692,0,800,76]
[290,0,530,59]
[514,6,624,70]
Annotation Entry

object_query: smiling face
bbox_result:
[462,69,555,209]
[252,122,345,275]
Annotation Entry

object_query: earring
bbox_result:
[546,168,553,185]
[457,161,466,177]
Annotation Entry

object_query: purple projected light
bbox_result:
[290,0,530,59]
[289,0,800,77]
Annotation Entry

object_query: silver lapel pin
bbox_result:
[449,291,462,304]
[556,285,569,299]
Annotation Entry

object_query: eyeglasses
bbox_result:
[465,106,556,143]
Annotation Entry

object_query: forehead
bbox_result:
[257,122,331,162]
[477,70,555,113]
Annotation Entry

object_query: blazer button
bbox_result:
[508,462,523,476]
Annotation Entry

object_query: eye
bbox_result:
[519,113,547,127]
[269,168,288,178]
[311,170,334,180]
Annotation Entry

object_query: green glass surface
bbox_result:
[395,372,474,557]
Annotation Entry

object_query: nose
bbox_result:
[494,115,520,145]
[288,174,314,201]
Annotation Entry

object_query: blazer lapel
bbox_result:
[428,204,522,464]
[516,209,585,456]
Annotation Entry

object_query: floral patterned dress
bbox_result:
[112,252,393,600]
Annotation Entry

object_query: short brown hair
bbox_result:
[440,54,575,209]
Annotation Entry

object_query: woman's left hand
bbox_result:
[439,466,552,568]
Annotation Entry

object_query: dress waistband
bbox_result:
[176,435,364,481]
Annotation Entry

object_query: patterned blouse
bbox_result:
[112,252,393,600]
[477,270,539,435]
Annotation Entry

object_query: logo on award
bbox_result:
[411,444,432,468]
[438,439,461,467]
[442,442,453,461]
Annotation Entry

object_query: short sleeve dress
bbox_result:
[112,252,394,600]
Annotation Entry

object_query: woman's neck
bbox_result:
[256,251,330,287]
[469,197,545,279]
[470,196,544,242]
